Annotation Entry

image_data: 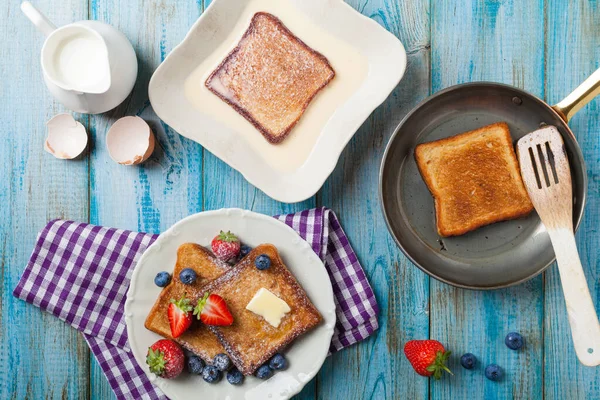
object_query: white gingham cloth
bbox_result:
[13,207,379,399]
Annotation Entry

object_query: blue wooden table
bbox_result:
[1,0,599,398]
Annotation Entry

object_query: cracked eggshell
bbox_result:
[45,114,88,159]
[106,116,155,165]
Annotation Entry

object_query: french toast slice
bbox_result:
[144,243,229,362]
[191,244,322,375]
[415,122,534,237]
[205,12,335,144]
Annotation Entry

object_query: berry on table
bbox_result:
[211,231,241,261]
[202,365,222,383]
[505,332,524,350]
[213,353,231,371]
[154,271,171,287]
[179,268,197,285]
[255,254,271,270]
[404,340,452,379]
[268,353,287,370]
[187,355,205,375]
[460,353,476,369]
[226,368,244,385]
[485,364,503,381]
[255,364,273,380]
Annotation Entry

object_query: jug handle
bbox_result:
[21,2,56,36]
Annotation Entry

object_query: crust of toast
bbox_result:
[414,122,534,237]
[189,244,322,375]
[144,243,230,362]
[205,12,335,144]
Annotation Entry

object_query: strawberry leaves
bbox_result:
[146,348,166,376]
[170,296,193,312]
[425,351,453,380]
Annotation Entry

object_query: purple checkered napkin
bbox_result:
[13,207,378,400]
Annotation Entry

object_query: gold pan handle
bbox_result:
[553,67,600,123]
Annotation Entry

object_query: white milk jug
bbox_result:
[21,1,138,114]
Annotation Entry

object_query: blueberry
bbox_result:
[213,353,231,371]
[202,365,222,383]
[226,368,244,385]
[179,268,197,285]
[187,355,205,375]
[255,254,271,270]
[505,332,524,350]
[460,353,476,369]
[154,271,171,287]
[255,364,273,380]
[268,353,287,371]
[240,245,252,258]
[485,364,503,381]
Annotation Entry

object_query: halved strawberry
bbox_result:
[193,293,233,326]
[168,297,193,338]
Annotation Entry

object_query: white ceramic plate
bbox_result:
[149,0,406,203]
[125,209,336,400]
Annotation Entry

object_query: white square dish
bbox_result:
[149,0,406,203]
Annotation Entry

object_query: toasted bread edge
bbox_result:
[144,243,230,361]
[415,122,534,237]
[202,244,322,375]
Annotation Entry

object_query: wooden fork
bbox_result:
[517,125,600,366]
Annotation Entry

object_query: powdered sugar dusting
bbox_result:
[206,12,335,143]
[195,244,322,375]
[145,243,230,363]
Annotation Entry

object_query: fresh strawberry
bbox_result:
[146,339,184,379]
[404,340,452,379]
[193,292,234,326]
[168,297,193,338]
[211,231,241,261]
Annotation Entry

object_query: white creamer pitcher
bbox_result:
[21,1,138,114]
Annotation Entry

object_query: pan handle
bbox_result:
[552,67,600,123]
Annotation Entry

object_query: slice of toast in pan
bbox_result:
[205,12,335,144]
[144,243,230,362]
[414,122,534,237]
[191,244,322,375]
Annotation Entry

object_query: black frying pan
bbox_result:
[379,69,600,289]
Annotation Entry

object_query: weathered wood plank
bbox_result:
[88,0,203,397]
[317,0,431,398]
[430,0,545,398]
[544,0,600,398]
[5,0,600,398]
[0,1,90,399]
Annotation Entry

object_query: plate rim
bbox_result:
[148,0,407,203]
[378,82,586,290]
[125,208,336,399]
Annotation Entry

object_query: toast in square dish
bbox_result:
[144,243,229,362]
[414,122,533,237]
[205,12,335,144]
[191,244,322,375]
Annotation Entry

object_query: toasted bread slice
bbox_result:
[205,12,335,144]
[144,243,229,362]
[414,122,534,237]
[189,244,322,375]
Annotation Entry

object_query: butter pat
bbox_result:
[246,288,291,328]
